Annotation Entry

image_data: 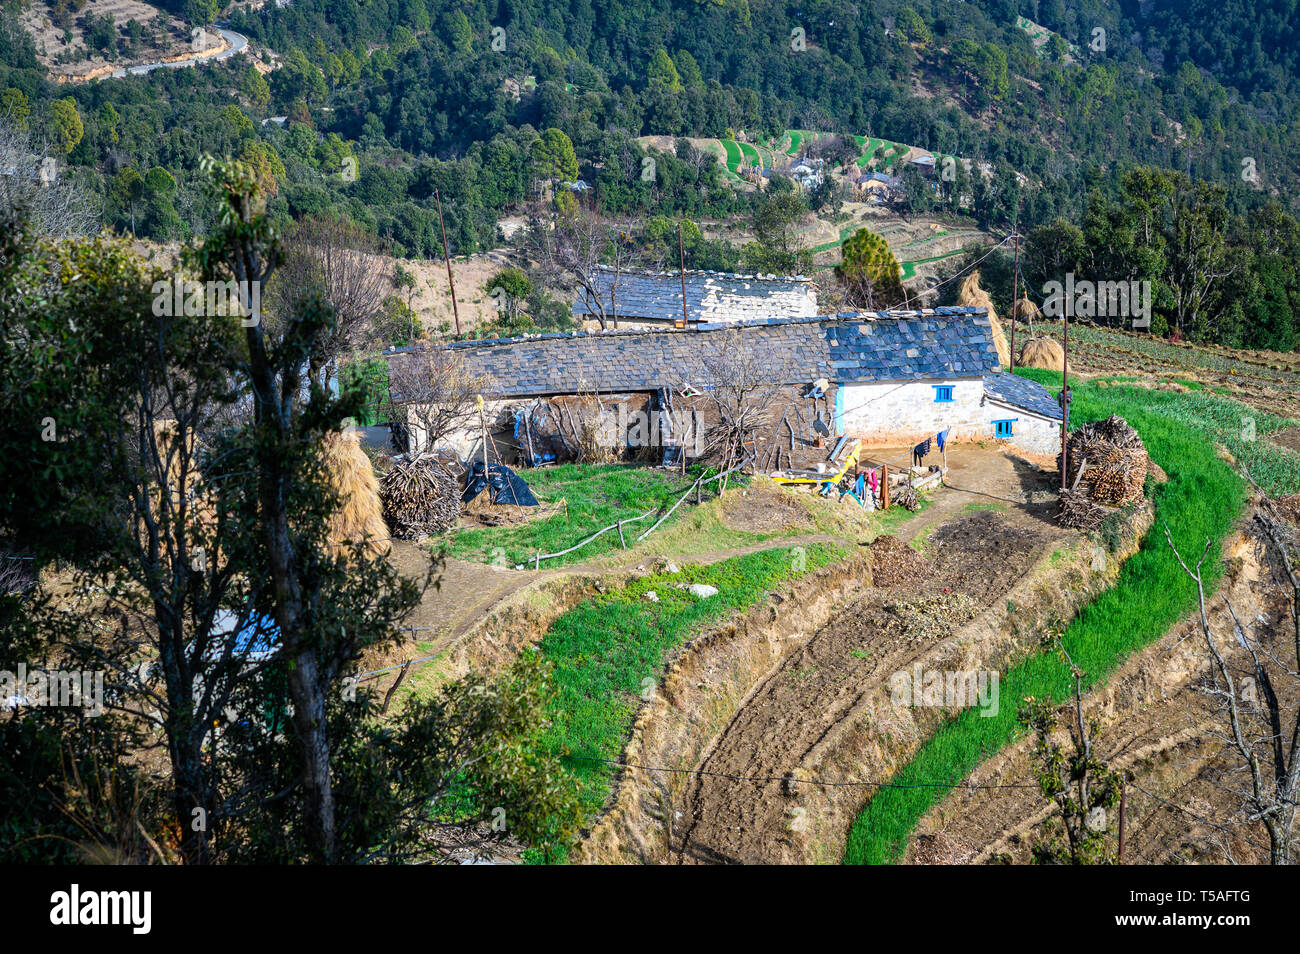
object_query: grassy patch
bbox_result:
[533,542,846,860]
[443,464,745,567]
[842,373,1247,864]
[1020,368,1299,496]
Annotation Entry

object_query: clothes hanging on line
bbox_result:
[937,428,949,454]
[912,437,932,466]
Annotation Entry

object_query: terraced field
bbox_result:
[1016,320,1300,419]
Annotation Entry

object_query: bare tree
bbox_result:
[385,348,490,457]
[1165,494,1300,865]
[267,214,391,387]
[0,550,34,596]
[690,331,790,473]
[1020,642,1122,864]
[0,119,98,237]
[526,201,621,329]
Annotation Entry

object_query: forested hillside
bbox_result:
[2,0,1298,346]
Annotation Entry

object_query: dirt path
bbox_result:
[383,530,846,671]
[386,444,1042,671]
[671,451,1067,864]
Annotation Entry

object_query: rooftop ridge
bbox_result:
[590,263,815,283]
[386,306,990,355]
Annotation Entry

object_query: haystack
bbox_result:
[147,420,215,534]
[379,455,462,538]
[1018,336,1071,375]
[321,429,390,558]
[1013,297,1042,323]
[956,270,1011,368]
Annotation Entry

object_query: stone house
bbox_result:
[571,266,819,329]
[386,306,1062,464]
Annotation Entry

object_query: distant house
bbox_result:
[560,179,590,192]
[387,307,1062,464]
[570,266,818,329]
[856,170,902,201]
[789,157,824,189]
[909,154,937,176]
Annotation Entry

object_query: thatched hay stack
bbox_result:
[1057,415,1149,509]
[148,420,215,533]
[1013,297,1042,322]
[379,455,462,538]
[956,270,1011,369]
[322,429,390,558]
[1018,336,1071,375]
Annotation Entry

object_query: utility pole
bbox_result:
[476,394,488,477]
[434,189,461,335]
[1010,197,1021,372]
[1060,302,1071,492]
[677,222,689,329]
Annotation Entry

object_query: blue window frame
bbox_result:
[994,419,1016,439]
[933,385,954,403]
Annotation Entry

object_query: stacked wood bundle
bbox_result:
[1057,414,1149,507]
[1057,489,1105,531]
[893,486,921,512]
[378,455,462,538]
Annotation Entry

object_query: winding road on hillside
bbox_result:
[106,25,248,79]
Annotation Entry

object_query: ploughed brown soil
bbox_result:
[673,504,1061,865]
[907,523,1293,865]
[1269,426,1300,458]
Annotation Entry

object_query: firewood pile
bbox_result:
[893,486,921,512]
[378,455,462,538]
[1057,489,1104,531]
[1057,415,1149,507]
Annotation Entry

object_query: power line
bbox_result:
[1125,778,1274,856]
[564,755,1042,791]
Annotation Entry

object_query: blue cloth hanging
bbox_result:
[937,428,949,453]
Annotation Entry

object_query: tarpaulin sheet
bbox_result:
[462,461,539,507]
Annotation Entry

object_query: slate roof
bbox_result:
[572,266,818,324]
[389,308,1001,399]
[983,371,1063,421]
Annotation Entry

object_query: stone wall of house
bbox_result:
[985,401,1060,455]
[839,377,987,445]
[840,379,1060,455]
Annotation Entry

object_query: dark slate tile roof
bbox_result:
[983,372,1063,421]
[571,265,818,323]
[388,308,1001,399]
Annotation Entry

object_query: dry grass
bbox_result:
[322,429,390,557]
[1018,336,1070,374]
[1013,297,1042,322]
[956,271,1011,368]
